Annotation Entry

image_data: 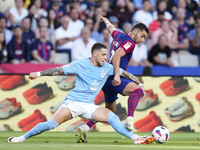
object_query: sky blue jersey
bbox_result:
[61,58,123,104]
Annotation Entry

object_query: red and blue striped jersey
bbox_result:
[109,30,135,70]
[32,39,54,61]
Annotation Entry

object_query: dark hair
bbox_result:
[91,43,107,54]
[13,24,22,30]
[22,16,30,22]
[142,0,149,4]
[47,9,60,29]
[131,22,149,34]
[156,0,166,8]
[194,13,200,22]
[15,0,25,3]
[142,66,152,76]
[38,17,48,28]
[0,17,7,22]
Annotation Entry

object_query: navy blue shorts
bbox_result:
[102,76,133,103]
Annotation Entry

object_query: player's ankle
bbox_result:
[131,134,140,141]
[127,116,134,120]
[20,135,26,142]
[84,124,90,131]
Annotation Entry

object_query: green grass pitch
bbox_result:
[1,132,200,150]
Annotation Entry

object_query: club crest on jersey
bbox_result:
[101,70,105,78]
[64,63,71,67]
[123,42,132,50]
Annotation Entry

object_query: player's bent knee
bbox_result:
[123,82,140,95]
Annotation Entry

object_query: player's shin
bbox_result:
[107,112,139,140]
[86,120,96,128]
[23,118,59,140]
[127,88,143,117]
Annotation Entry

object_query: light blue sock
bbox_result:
[24,119,59,139]
[107,112,134,139]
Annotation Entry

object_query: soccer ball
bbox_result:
[152,126,170,143]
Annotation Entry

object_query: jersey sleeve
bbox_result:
[106,62,123,76]
[61,60,79,75]
[111,30,122,38]
[120,40,135,54]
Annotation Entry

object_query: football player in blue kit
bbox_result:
[79,15,149,140]
[7,43,155,144]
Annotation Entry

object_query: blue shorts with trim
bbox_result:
[102,76,133,103]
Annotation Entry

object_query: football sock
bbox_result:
[86,120,96,128]
[23,118,59,140]
[107,112,135,139]
[127,88,143,117]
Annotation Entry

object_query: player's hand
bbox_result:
[112,75,121,86]
[29,72,38,80]
[99,15,108,24]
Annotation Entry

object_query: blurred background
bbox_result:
[0,0,200,133]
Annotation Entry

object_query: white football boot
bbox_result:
[7,136,25,143]
[123,117,134,131]
[78,124,89,142]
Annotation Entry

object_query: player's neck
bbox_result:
[128,32,134,41]
[89,57,98,67]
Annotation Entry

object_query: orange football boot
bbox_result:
[134,111,157,129]
[137,115,163,132]
[159,77,183,90]
[18,109,42,128]
[0,75,11,83]
[26,87,53,104]
[22,114,47,131]
[0,75,25,90]
[23,83,47,99]
[163,79,189,96]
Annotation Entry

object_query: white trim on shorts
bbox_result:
[60,100,100,120]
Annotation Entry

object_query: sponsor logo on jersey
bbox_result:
[90,80,99,91]
[123,42,132,50]
[101,70,105,78]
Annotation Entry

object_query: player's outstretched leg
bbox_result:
[124,88,143,131]
[107,111,155,144]
[7,118,59,143]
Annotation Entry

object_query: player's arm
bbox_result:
[99,15,116,34]
[121,70,144,91]
[111,48,126,86]
[121,70,140,85]
[29,67,63,80]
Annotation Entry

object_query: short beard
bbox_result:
[96,59,101,66]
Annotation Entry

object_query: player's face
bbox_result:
[134,30,148,44]
[14,28,23,38]
[96,48,108,66]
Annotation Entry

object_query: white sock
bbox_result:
[127,116,134,120]
[131,134,140,141]
[84,124,90,131]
